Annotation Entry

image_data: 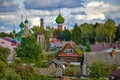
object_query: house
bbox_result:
[57,44,82,62]
[81,50,120,77]
[48,59,64,69]
[0,37,19,61]
[34,59,63,77]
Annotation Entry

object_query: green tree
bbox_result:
[104,18,116,43]
[0,61,7,78]
[61,30,71,41]
[3,68,21,80]
[95,23,106,42]
[0,32,13,38]
[80,23,95,45]
[115,24,120,41]
[15,36,42,63]
[0,46,10,63]
[85,40,91,52]
[53,29,63,40]
[31,26,40,38]
[89,60,114,79]
[72,23,82,44]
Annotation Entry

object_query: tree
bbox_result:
[53,29,63,40]
[89,60,114,79]
[0,61,7,78]
[0,46,10,63]
[15,36,42,63]
[31,26,40,38]
[85,40,91,52]
[115,24,120,41]
[95,23,106,42]
[104,18,116,43]
[61,30,71,41]
[80,23,95,45]
[72,23,82,44]
[0,32,13,38]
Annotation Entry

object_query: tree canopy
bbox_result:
[72,23,82,44]
[15,36,42,63]
[0,46,10,63]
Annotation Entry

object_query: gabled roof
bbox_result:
[57,44,81,57]
[83,51,120,67]
[48,59,63,68]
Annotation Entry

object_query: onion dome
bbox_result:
[19,21,25,28]
[24,19,28,23]
[56,14,65,24]
[12,29,16,34]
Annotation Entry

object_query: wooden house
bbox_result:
[57,44,81,62]
[81,50,120,78]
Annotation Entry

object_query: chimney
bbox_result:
[66,61,70,68]
[112,49,116,58]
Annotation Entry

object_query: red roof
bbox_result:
[51,38,59,43]
[57,44,80,57]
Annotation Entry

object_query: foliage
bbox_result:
[80,23,95,45]
[53,29,63,40]
[15,36,42,63]
[0,46,10,63]
[104,18,116,43]
[60,30,71,41]
[85,40,91,52]
[115,24,120,41]
[73,46,83,56]
[3,68,21,80]
[89,60,115,79]
[63,66,80,77]
[0,32,13,38]
[72,23,82,44]
[0,61,7,78]
[95,23,106,42]
[31,26,40,38]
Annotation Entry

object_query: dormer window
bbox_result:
[65,48,73,54]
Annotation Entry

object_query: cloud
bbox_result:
[0,0,19,12]
[0,26,11,33]
[23,0,84,10]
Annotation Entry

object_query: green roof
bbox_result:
[55,14,65,24]
[19,21,25,28]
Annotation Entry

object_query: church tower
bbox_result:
[37,18,45,51]
[55,6,65,30]
[22,17,31,37]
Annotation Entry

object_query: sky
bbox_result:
[0,0,120,33]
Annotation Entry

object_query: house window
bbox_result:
[65,48,72,54]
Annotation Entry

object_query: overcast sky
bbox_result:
[0,0,120,33]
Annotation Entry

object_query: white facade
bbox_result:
[0,38,18,60]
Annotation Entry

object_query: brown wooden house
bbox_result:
[57,44,81,62]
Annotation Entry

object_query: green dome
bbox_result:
[19,21,25,28]
[56,14,65,24]
[12,29,16,34]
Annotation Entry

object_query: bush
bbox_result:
[0,61,7,78]
[3,68,21,80]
